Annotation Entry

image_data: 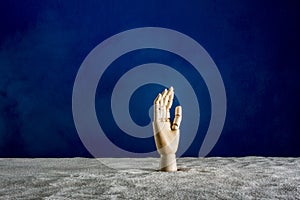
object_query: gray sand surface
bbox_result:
[0,157,299,199]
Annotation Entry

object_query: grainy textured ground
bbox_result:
[0,157,299,199]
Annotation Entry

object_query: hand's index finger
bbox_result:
[166,87,174,110]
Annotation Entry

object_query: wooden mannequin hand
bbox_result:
[153,87,182,172]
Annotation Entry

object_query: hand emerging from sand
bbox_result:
[153,87,182,172]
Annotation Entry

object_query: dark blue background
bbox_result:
[0,0,299,157]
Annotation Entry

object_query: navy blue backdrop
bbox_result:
[0,0,299,157]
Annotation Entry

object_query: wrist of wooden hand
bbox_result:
[160,154,177,172]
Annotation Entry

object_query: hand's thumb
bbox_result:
[172,106,182,130]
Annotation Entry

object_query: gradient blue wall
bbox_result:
[0,0,299,157]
